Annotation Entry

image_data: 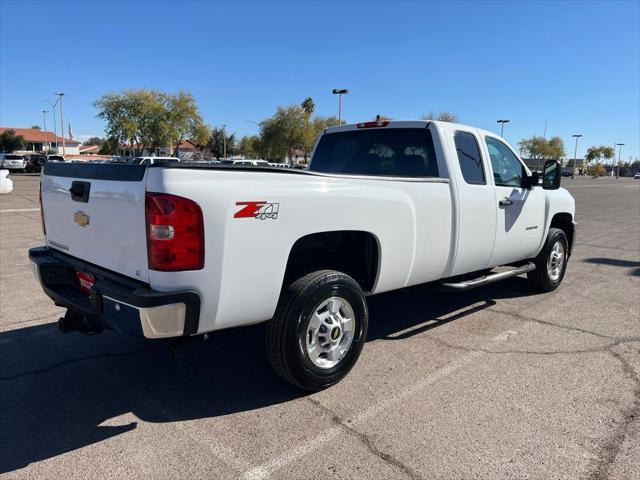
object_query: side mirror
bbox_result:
[522,171,540,190]
[542,160,561,190]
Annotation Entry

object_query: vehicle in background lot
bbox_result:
[220,159,270,166]
[0,153,26,172]
[129,156,180,165]
[24,154,47,173]
[561,170,573,177]
[31,120,575,391]
[46,155,65,162]
[634,173,640,179]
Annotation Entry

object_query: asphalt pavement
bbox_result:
[0,174,639,479]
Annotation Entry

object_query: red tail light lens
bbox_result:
[145,193,204,271]
[39,181,46,235]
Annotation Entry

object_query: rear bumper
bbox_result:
[29,247,200,338]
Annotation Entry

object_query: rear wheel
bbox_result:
[266,270,368,391]
[527,228,568,292]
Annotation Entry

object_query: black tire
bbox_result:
[266,270,368,391]
[527,227,568,292]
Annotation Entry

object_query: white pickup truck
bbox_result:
[30,120,575,390]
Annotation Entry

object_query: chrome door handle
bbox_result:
[499,197,513,206]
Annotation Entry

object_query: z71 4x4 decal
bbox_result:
[234,201,280,220]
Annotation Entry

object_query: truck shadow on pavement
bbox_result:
[0,278,537,473]
[583,257,640,276]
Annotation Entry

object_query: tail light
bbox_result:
[145,192,204,271]
[39,181,46,235]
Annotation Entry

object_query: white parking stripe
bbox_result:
[0,208,40,213]
[241,330,516,480]
[567,184,639,188]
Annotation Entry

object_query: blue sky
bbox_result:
[1,0,638,159]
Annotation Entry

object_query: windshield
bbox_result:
[5,155,23,160]
[310,128,439,177]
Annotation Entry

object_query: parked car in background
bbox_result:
[24,154,47,173]
[0,153,26,172]
[129,156,180,165]
[220,159,270,166]
[46,155,65,162]
[634,173,640,179]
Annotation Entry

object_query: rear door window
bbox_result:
[454,132,485,185]
[311,128,439,177]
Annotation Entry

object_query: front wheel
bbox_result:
[265,270,368,391]
[527,228,568,292]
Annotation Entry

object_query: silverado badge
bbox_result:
[73,210,90,227]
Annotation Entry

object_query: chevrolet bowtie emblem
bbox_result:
[73,210,90,227]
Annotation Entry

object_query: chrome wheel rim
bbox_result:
[547,240,565,282]
[305,296,356,369]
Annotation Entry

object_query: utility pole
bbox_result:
[222,124,227,159]
[571,134,582,178]
[332,89,349,125]
[497,119,510,137]
[45,99,59,153]
[543,118,548,138]
[54,92,66,155]
[616,143,624,178]
[42,110,48,151]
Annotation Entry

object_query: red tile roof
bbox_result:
[177,139,197,150]
[0,127,80,145]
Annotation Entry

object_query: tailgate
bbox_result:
[41,162,150,283]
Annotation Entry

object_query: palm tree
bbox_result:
[301,97,315,116]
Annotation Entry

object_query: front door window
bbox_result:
[485,137,525,187]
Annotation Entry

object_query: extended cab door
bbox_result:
[447,127,497,276]
[483,136,545,266]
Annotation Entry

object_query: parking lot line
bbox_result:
[240,329,515,480]
[0,208,40,213]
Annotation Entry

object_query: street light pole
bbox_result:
[616,143,624,178]
[332,89,349,125]
[42,110,49,152]
[497,119,510,137]
[222,124,227,159]
[45,99,59,153]
[571,134,582,178]
[54,92,66,156]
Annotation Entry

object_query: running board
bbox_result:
[439,262,536,291]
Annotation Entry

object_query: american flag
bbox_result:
[68,123,73,140]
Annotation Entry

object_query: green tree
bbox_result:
[83,137,104,146]
[519,136,566,170]
[585,145,615,168]
[164,91,207,155]
[422,111,459,123]
[208,126,236,159]
[0,129,26,152]
[301,97,315,116]
[98,137,119,155]
[238,135,260,158]
[258,102,340,163]
[31,125,41,130]
[260,105,308,163]
[94,89,205,155]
